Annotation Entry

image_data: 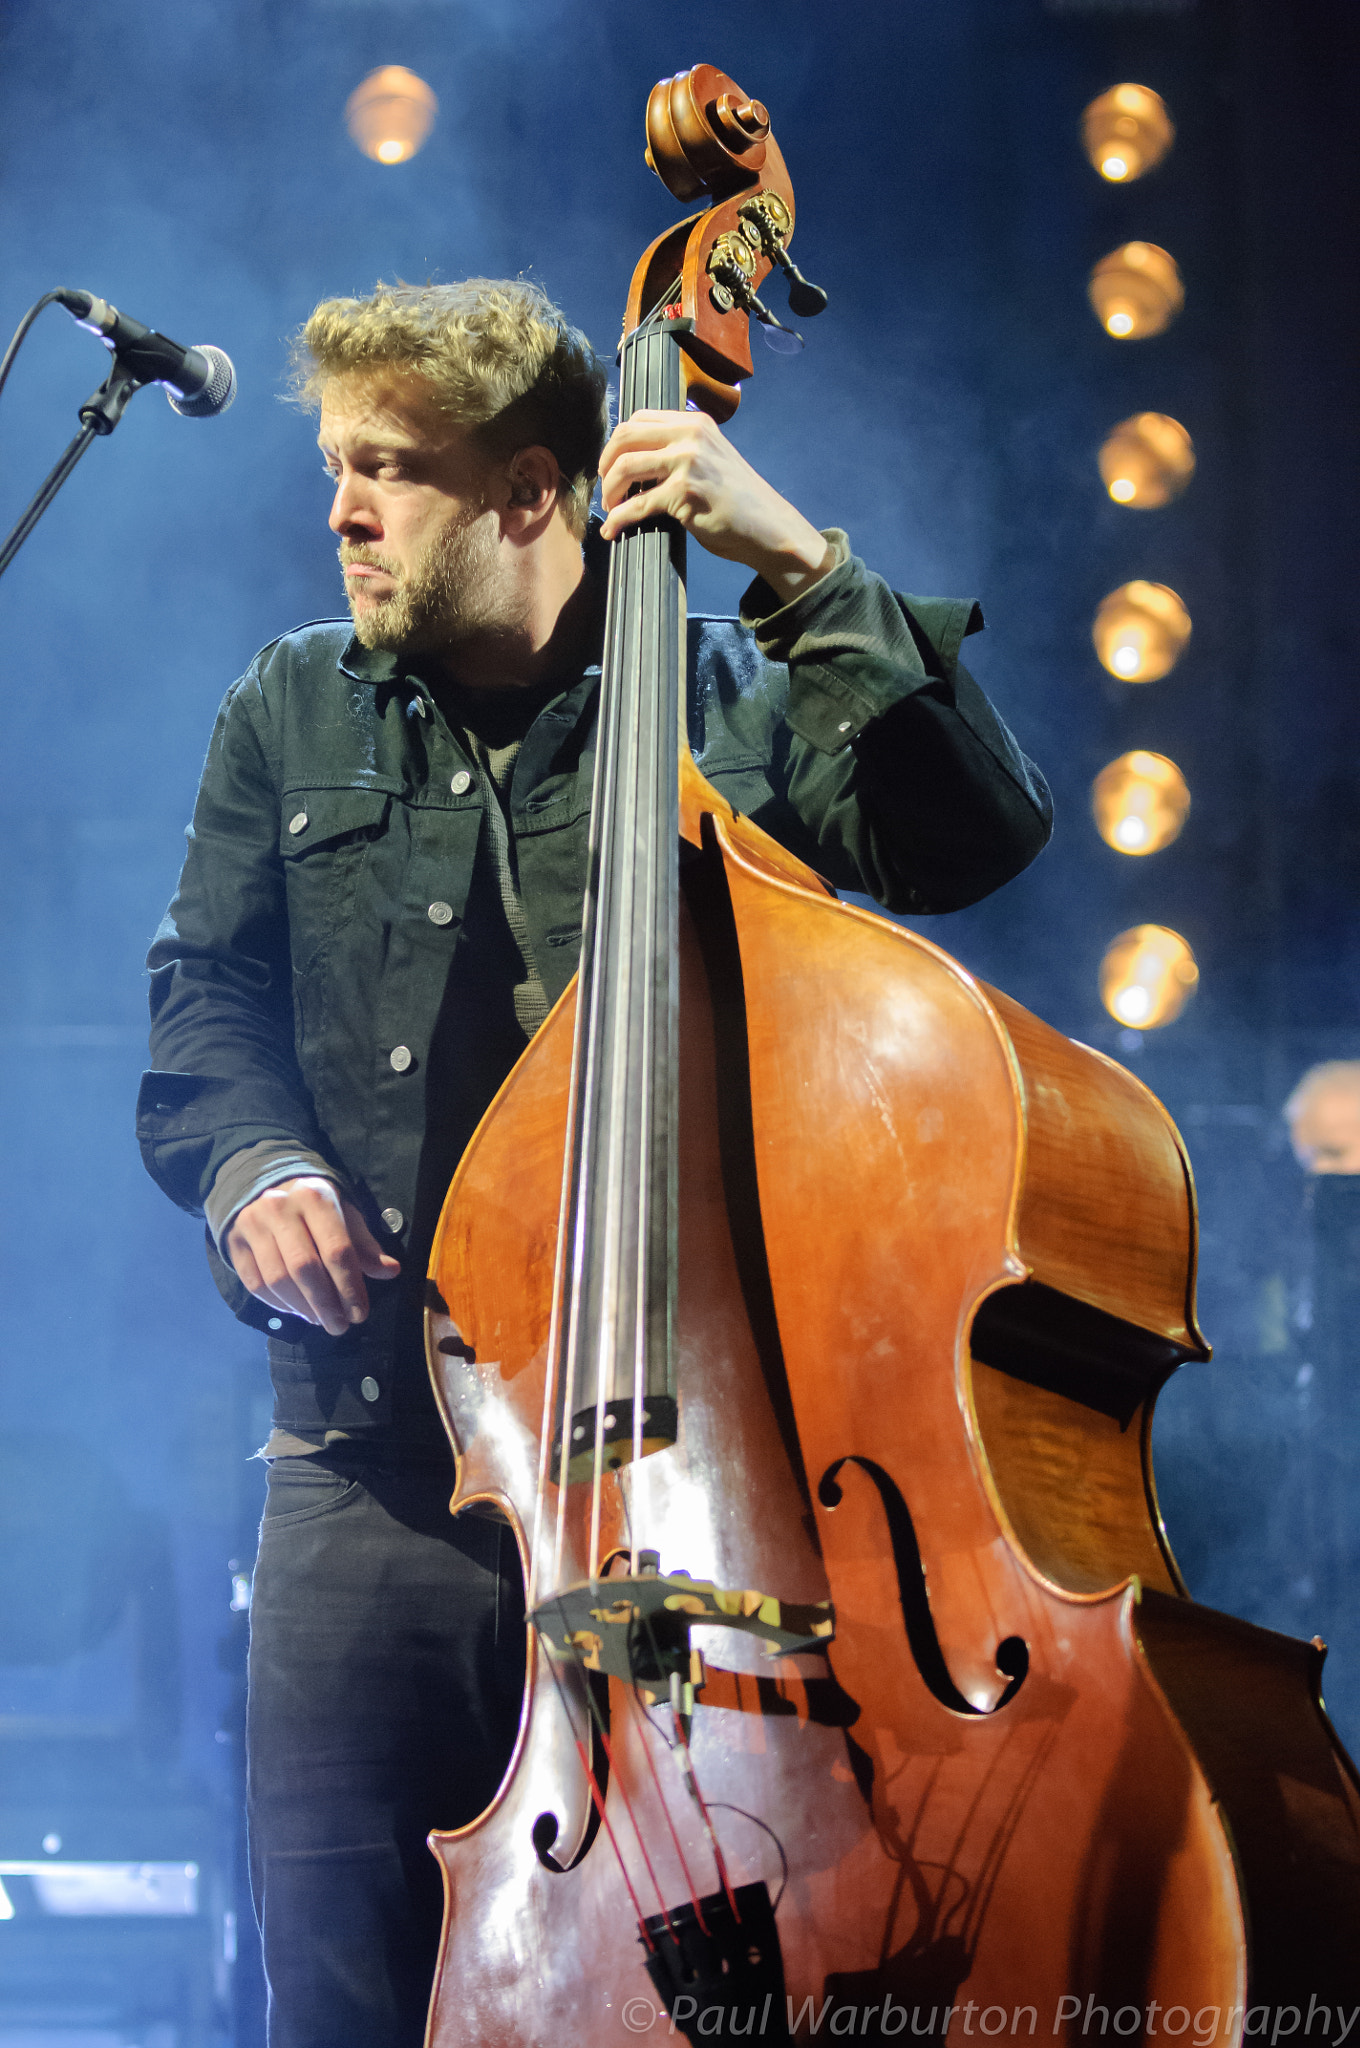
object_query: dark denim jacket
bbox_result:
[138,538,1051,1434]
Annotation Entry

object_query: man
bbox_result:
[139,278,1051,2047]
[1286,1060,1360,1175]
[1277,1064,1360,1750]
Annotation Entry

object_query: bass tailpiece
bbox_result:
[642,1879,794,2046]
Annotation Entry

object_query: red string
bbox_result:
[540,1643,656,1950]
[571,1732,657,1950]
[628,1689,710,1935]
[593,1712,679,1938]
[672,1705,742,1922]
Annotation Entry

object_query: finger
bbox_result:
[225,1231,266,1298]
[243,1240,325,1327]
[598,446,687,510]
[265,1214,352,1335]
[611,408,688,432]
[227,1194,328,1327]
[225,1218,309,1321]
[341,1202,403,1280]
[598,412,692,474]
[252,1280,310,1320]
[600,485,686,540]
[301,1204,379,1326]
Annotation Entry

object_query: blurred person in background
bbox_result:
[1283,1059,1360,1731]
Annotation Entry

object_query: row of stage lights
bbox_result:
[1079,84,1200,1034]
[337,68,1200,1036]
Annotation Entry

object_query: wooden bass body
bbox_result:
[425,782,1360,2045]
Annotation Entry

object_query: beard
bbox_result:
[340,509,515,655]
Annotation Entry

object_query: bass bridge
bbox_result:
[530,1555,834,1712]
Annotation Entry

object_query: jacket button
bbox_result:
[837,721,852,734]
[360,1375,380,1403]
[427,901,454,925]
[267,1317,283,1331]
[389,1045,413,1072]
[288,811,309,834]
[450,771,472,795]
[380,1207,403,1233]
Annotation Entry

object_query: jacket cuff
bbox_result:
[741,532,985,757]
[136,1069,326,1214]
[205,1140,347,1252]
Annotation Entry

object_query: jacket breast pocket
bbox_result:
[279,786,392,975]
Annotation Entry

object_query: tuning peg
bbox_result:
[750,293,804,355]
[771,247,828,318]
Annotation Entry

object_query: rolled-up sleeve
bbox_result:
[739,533,1053,914]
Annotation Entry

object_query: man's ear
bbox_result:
[504,445,561,528]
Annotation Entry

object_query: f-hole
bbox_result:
[819,1457,1028,1713]
[534,1668,612,1871]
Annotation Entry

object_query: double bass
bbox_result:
[424,65,1360,2046]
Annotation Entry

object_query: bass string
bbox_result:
[540,321,640,1594]
[531,343,628,1605]
[538,1628,660,1950]
[536,320,681,1598]
[587,321,649,1580]
[586,318,680,1582]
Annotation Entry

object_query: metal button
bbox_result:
[837,721,852,734]
[380,1207,403,1233]
[428,901,454,926]
[360,1375,380,1403]
[450,771,472,795]
[288,811,309,834]
[389,1045,413,1072]
[267,1317,283,1331]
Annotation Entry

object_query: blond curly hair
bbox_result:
[292,279,609,539]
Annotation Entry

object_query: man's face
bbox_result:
[1290,1083,1360,1174]
[318,369,515,655]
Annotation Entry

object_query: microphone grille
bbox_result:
[169,346,237,419]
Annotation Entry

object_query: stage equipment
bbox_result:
[1099,411,1195,506]
[54,290,235,417]
[345,65,438,164]
[1092,750,1191,854]
[0,291,235,583]
[1081,83,1175,182]
[1100,923,1199,1027]
[1093,577,1192,680]
[1088,240,1184,338]
[417,60,1360,2048]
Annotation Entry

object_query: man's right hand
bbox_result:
[225,1176,401,1336]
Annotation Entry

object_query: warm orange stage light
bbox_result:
[346,66,438,165]
[1092,751,1191,855]
[1098,413,1195,508]
[1081,84,1175,184]
[1100,925,1199,1029]
[1088,242,1184,340]
[1092,580,1192,682]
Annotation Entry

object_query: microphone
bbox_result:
[55,288,237,418]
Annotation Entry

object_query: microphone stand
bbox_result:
[0,354,147,582]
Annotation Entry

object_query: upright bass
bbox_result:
[424,65,1360,2046]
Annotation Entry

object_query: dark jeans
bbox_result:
[247,1450,525,2048]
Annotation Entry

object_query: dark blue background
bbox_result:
[1,1,1355,2037]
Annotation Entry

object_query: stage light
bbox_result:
[1092,751,1190,855]
[1088,242,1183,340]
[1092,580,1191,682]
[1098,413,1195,508]
[1081,84,1174,184]
[1100,925,1198,1029]
[346,66,437,165]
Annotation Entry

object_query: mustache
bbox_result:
[338,545,399,575]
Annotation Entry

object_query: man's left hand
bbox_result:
[598,409,836,608]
